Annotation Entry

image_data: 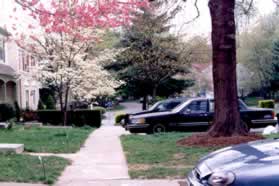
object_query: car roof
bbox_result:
[187,97,209,102]
[159,97,188,103]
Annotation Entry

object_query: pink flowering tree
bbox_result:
[14,0,148,125]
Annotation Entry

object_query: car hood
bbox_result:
[196,139,279,178]
[130,111,173,119]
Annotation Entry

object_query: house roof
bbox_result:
[0,63,17,78]
[0,27,10,37]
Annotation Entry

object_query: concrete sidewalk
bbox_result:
[56,179,183,186]
[54,107,183,186]
[55,126,131,186]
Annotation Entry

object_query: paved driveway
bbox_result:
[120,101,142,114]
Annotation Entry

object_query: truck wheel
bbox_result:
[152,124,166,134]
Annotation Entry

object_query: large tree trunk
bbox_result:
[208,0,248,137]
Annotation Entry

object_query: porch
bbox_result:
[0,64,18,105]
[0,79,17,104]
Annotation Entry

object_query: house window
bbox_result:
[0,38,5,62]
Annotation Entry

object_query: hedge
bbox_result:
[258,100,275,109]
[115,113,127,124]
[37,109,102,127]
[0,104,15,122]
[92,106,106,114]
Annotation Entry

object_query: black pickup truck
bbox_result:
[126,98,277,134]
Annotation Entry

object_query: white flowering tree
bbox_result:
[13,0,147,125]
[38,47,122,107]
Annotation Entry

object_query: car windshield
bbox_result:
[149,101,163,111]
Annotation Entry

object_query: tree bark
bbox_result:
[208,0,248,137]
[63,86,70,126]
[59,91,63,111]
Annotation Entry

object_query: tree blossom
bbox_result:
[37,48,123,103]
[12,0,147,125]
[14,0,148,40]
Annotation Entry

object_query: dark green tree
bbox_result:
[45,95,56,110]
[107,4,193,109]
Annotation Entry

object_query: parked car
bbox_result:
[126,98,277,134]
[122,98,187,127]
[187,138,279,186]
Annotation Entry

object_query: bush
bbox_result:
[37,109,102,127]
[115,113,127,125]
[22,111,38,122]
[72,109,102,127]
[45,95,56,109]
[37,110,63,125]
[92,106,106,114]
[258,100,275,109]
[37,99,46,110]
[0,104,15,122]
[149,96,166,105]
[14,101,21,122]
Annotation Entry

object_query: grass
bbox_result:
[0,154,69,185]
[265,133,279,139]
[122,132,279,179]
[121,133,215,179]
[0,126,94,153]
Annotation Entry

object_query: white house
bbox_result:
[0,27,40,110]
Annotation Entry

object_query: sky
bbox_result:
[170,0,276,37]
[0,0,277,37]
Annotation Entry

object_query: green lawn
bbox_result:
[0,126,94,153]
[121,133,216,179]
[121,132,279,179]
[0,154,69,185]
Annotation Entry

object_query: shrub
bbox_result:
[92,106,106,114]
[22,111,38,122]
[115,113,127,125]
[149,96,166,105]
[37,110,63,125]
[14,101,21,122]
[37,109,102,127]
[258,100,275,109]
[7,118,16,130]
[0,104,15,122]
[72,109,102,127]
[37,99,46,110]
[45,95,56,109]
